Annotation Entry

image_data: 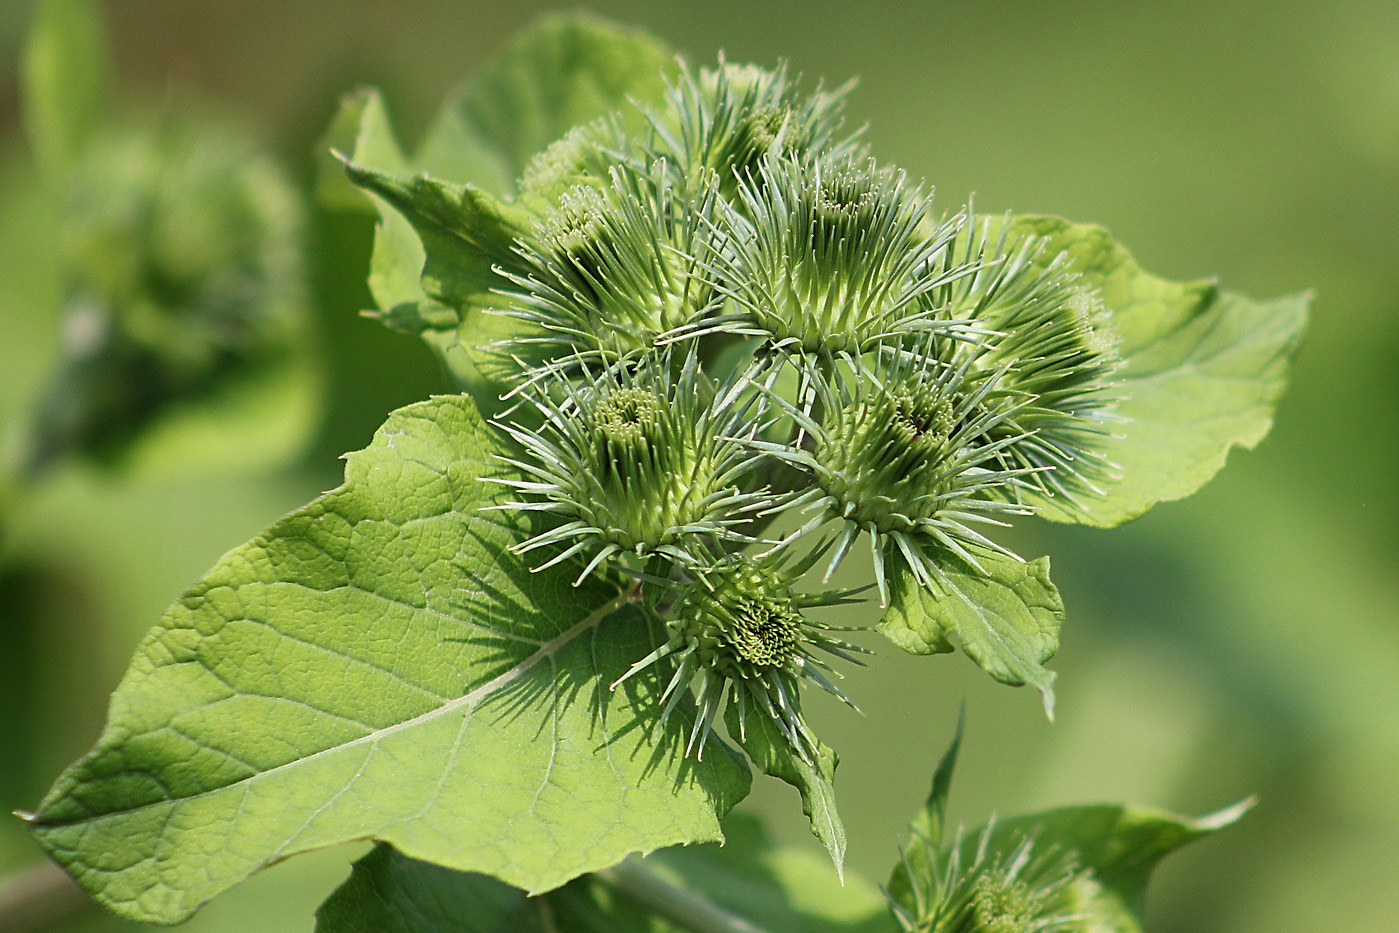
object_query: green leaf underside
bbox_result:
[999,216,1310,528]
[966,800,1253,931]
[316,814,887,933]
[315,843,657,933]
[725,704,847,876]
[340,15,678,394]
[878,554,1062,717]
[29,394,749,924]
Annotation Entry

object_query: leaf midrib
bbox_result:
[37,587,634,828]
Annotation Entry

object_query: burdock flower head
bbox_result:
[669,154,979,357]
[644,58,857,198]
[925,214,1124,507]
[611,549,867,760]
[486,349,770,583]
[751,336,1045,605]
[496,159,722,369]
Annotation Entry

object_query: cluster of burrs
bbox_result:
[485,59,1121,761]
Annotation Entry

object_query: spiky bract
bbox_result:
[672,156,976,356]
[922,215,1123,506]
[488,351,770,583]
[643,59,858,199]
[752,340,1044,605]
[497,161,722,368]
[611,551,866,760]
[891,824,1082,933]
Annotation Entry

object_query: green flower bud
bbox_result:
[647,59,857,198]
[925,216,1124,507]
[487,350,770,583]
[498,161,722,367]
[893,830,1081,933]
[611,550,867,760]
[672,156,976,356]
[749,339,1042,605]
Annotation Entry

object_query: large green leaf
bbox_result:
[878,553,1062,717]
[316,813,889,933]
[337,14,678,397]
[1001,216,1310,527]
[27,394,749,924]
[20,0,108,177]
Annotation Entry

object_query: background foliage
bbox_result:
[0,1,1393,930]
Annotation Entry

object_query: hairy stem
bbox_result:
[597,856,765,933]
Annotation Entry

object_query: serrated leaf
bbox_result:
[877,553,1062,717]
[342,162,531,313]
[726,703,847,876]
[1000,216,1309,527]
[316,813,889,933]
[970,799,1254,931]
[28,394,749,924]
[21,0,109,177]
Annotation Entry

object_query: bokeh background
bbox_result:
[1,1,1395,930]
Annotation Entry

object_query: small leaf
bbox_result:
[29,394,749,924]
[972,799,1254,930]
[999,216,1310,527]
[878,553,1062,717]
[21,0,109,177]
[726,704,847,876]
[316,87,406,213]
[342,163,531,312]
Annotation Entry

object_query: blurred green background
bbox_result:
[0,1,1394,930]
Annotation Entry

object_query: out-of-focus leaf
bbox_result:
[21,0,108,177]
[315,843,660,933]
[878,553,1062,717]
[412,13,677,199]
[29,394,749,924]
[316,813,889,933]
[999,216,1310,527]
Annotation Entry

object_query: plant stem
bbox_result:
[597,856,766,933]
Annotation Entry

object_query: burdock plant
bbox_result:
[22,11,1306,931]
